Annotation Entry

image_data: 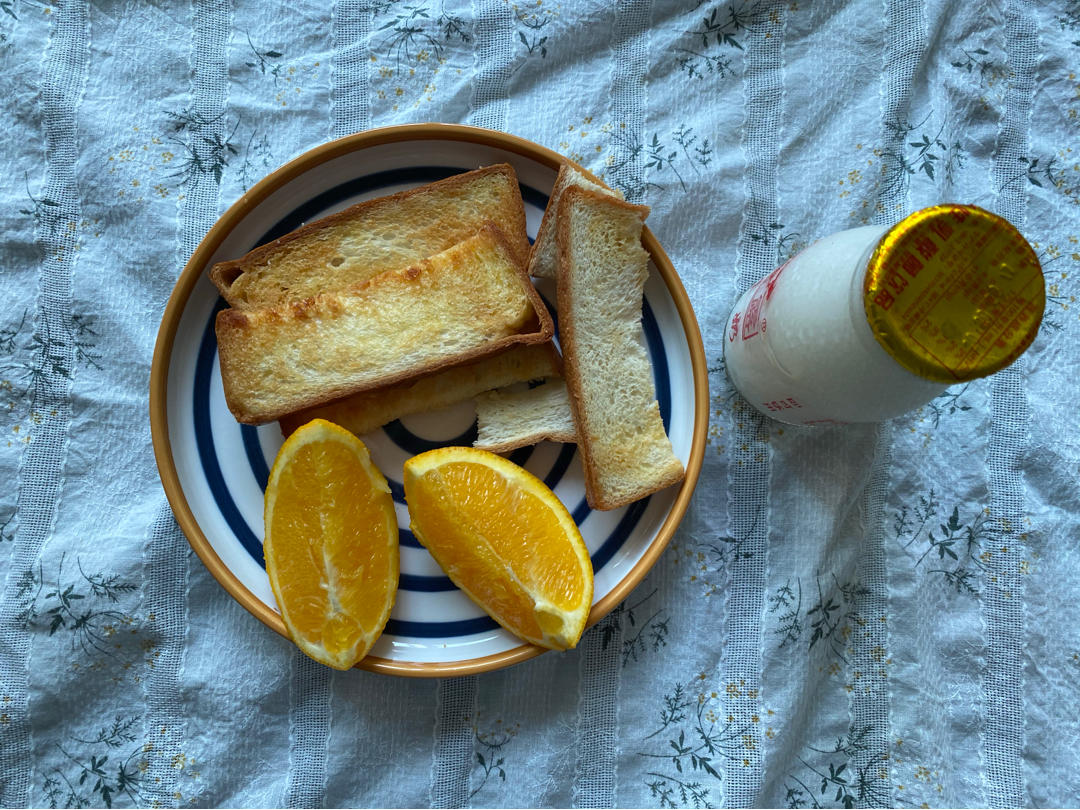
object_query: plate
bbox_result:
[149,124,708,677]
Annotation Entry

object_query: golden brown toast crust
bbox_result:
[555,187,684,510]
[216,223,554,425]
[278,342,563,438]
[209,164,530,309]
[527,164,622,279]
[474,429,577,456]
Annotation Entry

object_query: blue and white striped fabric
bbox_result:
[2,1,1079,807]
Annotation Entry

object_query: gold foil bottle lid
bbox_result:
[863,204,1045,383]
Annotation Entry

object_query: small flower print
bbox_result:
[768,578,803,648]
[1,311,101,415]
[881,116,965,192]
[0,509,14,542]
[374,4,466,74]
[783,725,891,809]
[243,32,284,81]
[165,109,239,187]
[637,680,739,808]
[604,588,670,667]
[608,124,713,198]
[507,0,557,58]
[920,384,973,428]
[894,494,996,596]
[675,3,760,80]
[1032,236,1079,333]
[41,715,147,809]
[747,218,805,265]
[469,719,518,799]
[19,554,139,662]
[1056,1,1080,45]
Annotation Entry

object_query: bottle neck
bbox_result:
[847,225,922,379]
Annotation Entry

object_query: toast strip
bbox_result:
[217,224,554,425]
[279,343,563,437]
[474,378,577,454]
[527,164,623,279]
[210,164,530,309]
[556,187,684,510]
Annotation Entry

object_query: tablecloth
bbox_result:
[2,0,1078,807]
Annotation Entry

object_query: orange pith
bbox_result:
[403,447,593,650]
[264,419,398,670]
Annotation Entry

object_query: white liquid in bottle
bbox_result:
[723,205,1045,426]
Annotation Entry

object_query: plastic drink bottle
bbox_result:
[723,204,1045,425]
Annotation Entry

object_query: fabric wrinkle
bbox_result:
[0,2,90,805]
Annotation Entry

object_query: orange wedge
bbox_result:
[263,419,398,669]
[403,447,593,650]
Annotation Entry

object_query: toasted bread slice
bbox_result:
[527,164,623,279]
[556,187,684,510]
[217,223,554,424]
[474,378,577,454]
[279,343,562,437]
[210,164,530,309]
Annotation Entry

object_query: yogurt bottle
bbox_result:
[723,204,1045,425]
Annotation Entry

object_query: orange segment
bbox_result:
[264,419,398,669]
[403,447,593,650]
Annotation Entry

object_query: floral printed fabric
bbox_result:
[1,0,1079,807]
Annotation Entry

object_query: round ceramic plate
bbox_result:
[150,124,707,677]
